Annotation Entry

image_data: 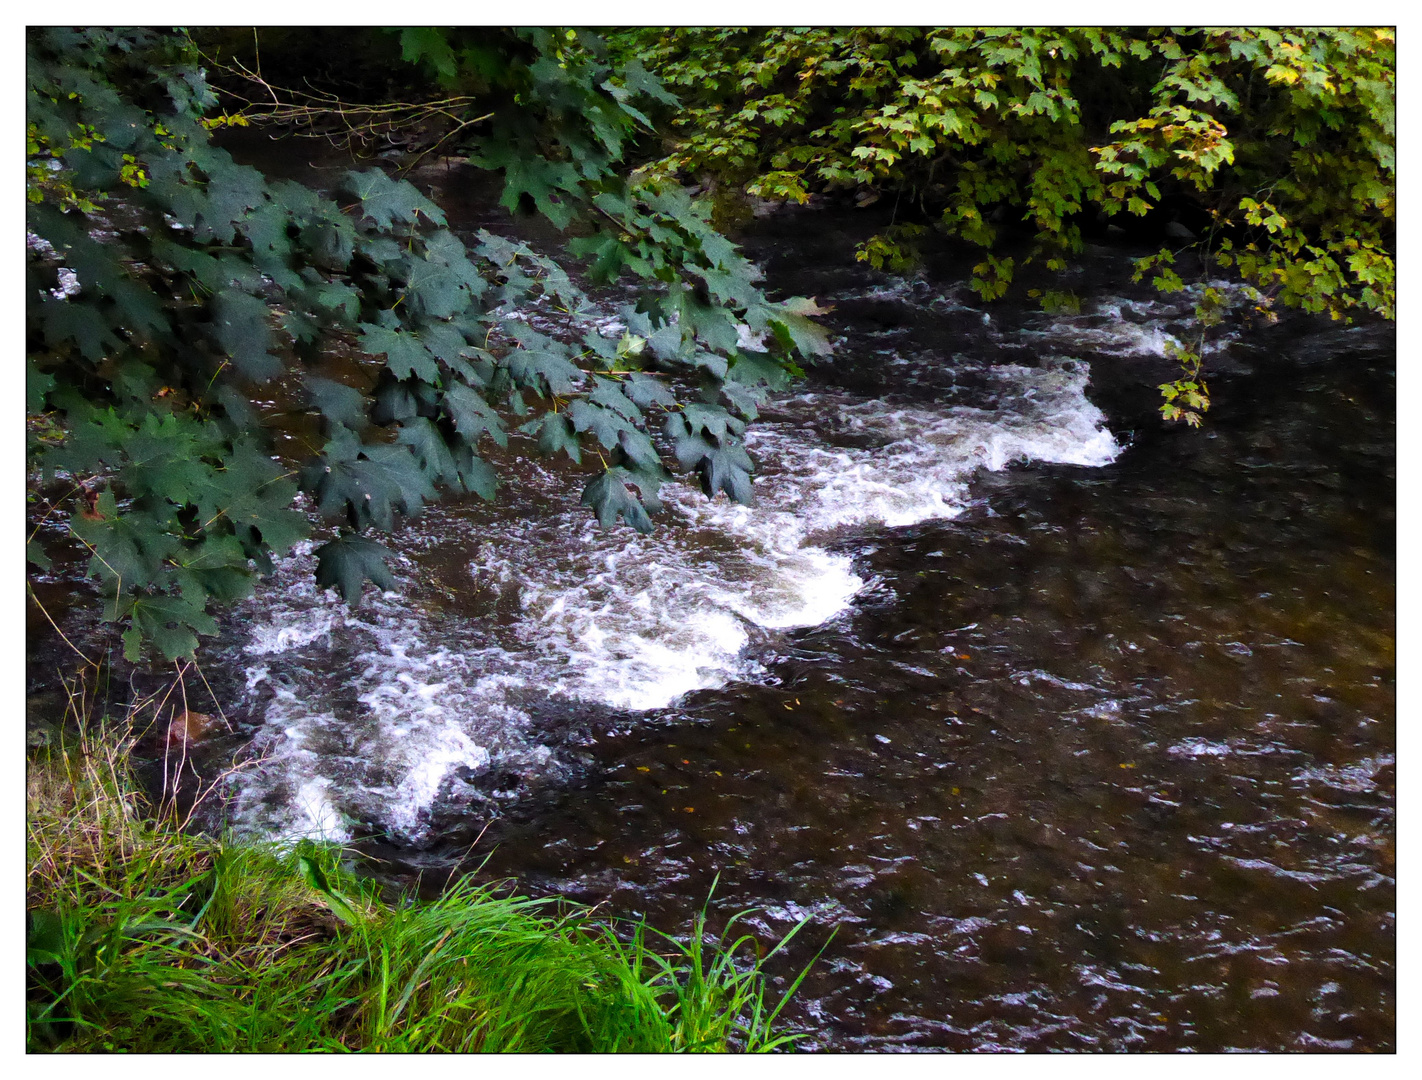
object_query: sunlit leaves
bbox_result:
[617,26,1394,321]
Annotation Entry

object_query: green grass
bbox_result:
[27,717,819,1053]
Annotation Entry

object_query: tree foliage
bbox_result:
[611,27,1394,423]
[26,27,1396,662]
[26,27,826,661]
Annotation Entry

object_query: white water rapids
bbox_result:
[220,280,1237,845]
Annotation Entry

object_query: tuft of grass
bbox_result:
[27,720,821,1053]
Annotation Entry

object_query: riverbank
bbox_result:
[26,703,811,1053]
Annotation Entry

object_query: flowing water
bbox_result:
[31,150,1394,1051]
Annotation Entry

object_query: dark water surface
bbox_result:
[418,223,1395,1051]
[37,143,1393,1051]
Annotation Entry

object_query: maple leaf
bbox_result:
[305,375,368,431]
[582,467,653,533]
[314,535,396,606]
[69,489,180,590]
[536,411,582,463]
[681,403,745,442]
[503,332,583,396]
[567,399,636,450]
[120,592,219,661]
[588,377,643,421]
[442,382,506,446]
[171,533,254,604]
[471,140,582,229]
[192,161,267,242]
[399,27,459,80]
[418,321,473,366]
[402,253,472,321]
[340,169,447,230]
[40,300,119,362]
[396,416,459,487]
[211,289,283,382]
[359,323,440,382]
[623,372,677,409]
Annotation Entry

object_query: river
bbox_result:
[29,146,1396,1052]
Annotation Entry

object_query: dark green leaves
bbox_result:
[473,140,583,229]
[340,169,447,230]
[306,376,367,431]
[503,336,583,396]
[211,290,282,382]
[582,468,653,533]
[314,536,396,606]
[442,383,505,446]
[305,436,435,532]
[359,324,439,382]
[25,26,835,661]
[119,593,219,662]
[535,411,582,463]
[399,28,459,81]
[70,489,179,591]
[666,411,755,504]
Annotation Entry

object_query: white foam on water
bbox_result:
[504,484,866,712]
[1023,282,1264,359]
[756,361,1119,533]
[228,543,554,843]
[225,352,1120,844]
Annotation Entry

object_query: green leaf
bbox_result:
[402,253,472,321]
[340,169,447,230]
[452,443,497,500]
[701,443,755,504]
[567,398,636,450]
[27,360,56,415]
[70,489,179,591]
[728,352,791,390]
[472,141,582,230]
[306,376,367,430]
[682,403,745,441]
[26,538,52,571]
[665,413,755,504]
[211,289,282,382]
[171,534,254,604]
[588,377,643,421]
[359,323,439,382]
[314,536,396,606]
[396,416,460,486]
[419,321,473,366]
[581,468,653,533]
[399,27,458,80]
[301,216,356,271]
[39,300,119,362]
[503,332,583,395]
[442,383,506,446]
[536,411,582,463]
[121,592,219,661]
[623,372,677,409]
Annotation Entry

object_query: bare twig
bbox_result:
[208,52,493,157]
